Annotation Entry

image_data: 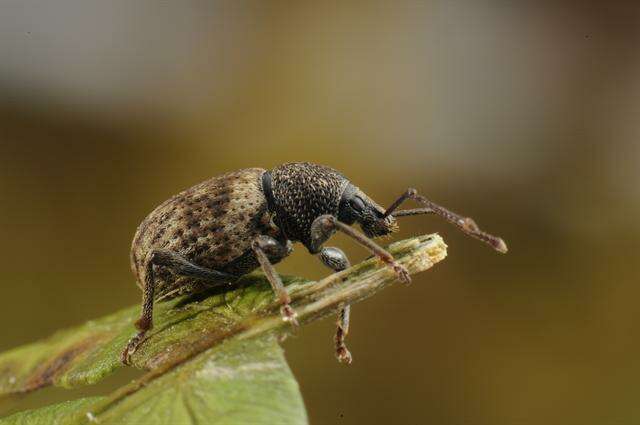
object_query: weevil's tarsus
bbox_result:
[121,330,148,365]
[252,235,299,328]
[387,188,508,253]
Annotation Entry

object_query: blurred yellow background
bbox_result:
[1,1,639,424]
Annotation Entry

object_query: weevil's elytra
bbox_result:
[121,162,508,364]
[130,168,283,296]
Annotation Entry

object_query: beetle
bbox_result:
[122,162,507,364]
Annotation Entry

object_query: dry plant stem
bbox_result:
[85,234,447,419]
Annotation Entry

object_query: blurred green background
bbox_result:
[1,1,639,424]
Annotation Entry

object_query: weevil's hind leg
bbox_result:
[148,249,236,281]
[121,249,236,365]
[310,215,410,284]
[122,252,156,365]
[252,236,298,327]
[385,188,508,253]
[319,246,353,364]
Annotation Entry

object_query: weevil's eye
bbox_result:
[350,197,365,212]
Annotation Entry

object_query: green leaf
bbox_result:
[0,275,307,394]
[0,234,447,423]
[0,397,104,425]
[82,334,306,425]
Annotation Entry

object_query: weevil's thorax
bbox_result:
[263,163,349,248]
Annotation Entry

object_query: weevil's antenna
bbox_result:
[385,188,508,253]
[382,188,416,218]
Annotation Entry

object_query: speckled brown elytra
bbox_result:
[122,162,507,364]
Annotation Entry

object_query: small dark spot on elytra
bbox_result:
[152,227,166,243]
[212,208,228,219]
[208,225,222,234]
[217,244,232,257]
[207,196,229,210]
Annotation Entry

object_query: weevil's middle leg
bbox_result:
[334,305,352,364]
[319,246,353,364]
[252,235,298,327]
[384,188,508,253]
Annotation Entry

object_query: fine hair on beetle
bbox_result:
[122,162,507,365]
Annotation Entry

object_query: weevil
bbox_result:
[122,162,507,364]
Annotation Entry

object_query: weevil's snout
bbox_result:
[339,185,398,238]
[361,210,399,238]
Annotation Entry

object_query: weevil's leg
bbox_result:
[252,235,298,327]
[318,246,353,364]
[122,252,156,365]
[319,246,351,272]
[121,250,236,365]
[384,188,508,253]
[310,215,410,284]
[147,249,236,281]
[335,305,352,364]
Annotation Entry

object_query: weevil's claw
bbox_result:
[120,349,130,366]
[494,237,508,253]
[121,331,146,365]
[393,263,411,284]
[336,346,353,365]
[280,304,299,328]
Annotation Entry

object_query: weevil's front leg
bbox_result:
[310,215,410,283]
[252,235,299,327]
[121,250,235,365]
[384,188,508,253]
[319,247,353,364]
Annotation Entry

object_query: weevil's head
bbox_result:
[264,162,397,248]
[337,183,398,238]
